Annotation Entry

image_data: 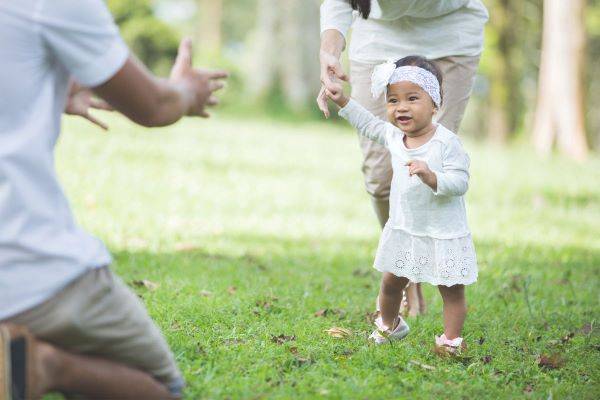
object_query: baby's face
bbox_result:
[385,81,436,136]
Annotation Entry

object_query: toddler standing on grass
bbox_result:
[325,56,478,354]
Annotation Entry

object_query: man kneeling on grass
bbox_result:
[0,1,227,398]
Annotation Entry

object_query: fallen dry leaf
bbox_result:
[227,286,237,294]
[293,356,311,366]
[254,296,279,315]
[174,242,200,252]
[324,327,352,338]
[271,334,296,345]
[315,308,346,318]
[523,384,534,394]
[131,279,159,291]
[561,332,575,343]
[223,338,245,346]
[314,309,329,317]
[537,353,565,370]
[365,311,379,324]
[409,360,436,371]
[199,290,213,297]
[580,322,593,335]
[481,355,492,364]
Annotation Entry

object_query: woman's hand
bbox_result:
[65,82,113,130]
[406,160,437,191]
[317,30,348,118]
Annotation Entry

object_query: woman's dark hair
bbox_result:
[395,55,444,106]
[350,0,371,19]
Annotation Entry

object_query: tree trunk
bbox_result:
[532,0,588,160]
[279,0,320,109]
[246,0,320,110]
[486,0,510,144]
[246,0,279,98]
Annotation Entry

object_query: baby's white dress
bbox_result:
[339,99,477,286]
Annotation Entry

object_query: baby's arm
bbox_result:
[432,136,470,196]
[338,99,397,146]
[323,83,396,146]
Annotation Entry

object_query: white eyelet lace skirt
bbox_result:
[373,225,478,286]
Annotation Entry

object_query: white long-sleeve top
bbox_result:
[339,99,472,239]
[320,0,489,64]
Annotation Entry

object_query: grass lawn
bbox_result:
[52,112,600,399]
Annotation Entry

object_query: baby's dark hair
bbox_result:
[394,55,443,107]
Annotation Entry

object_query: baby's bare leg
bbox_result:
[379,273,409,329]
[437,284,466,339]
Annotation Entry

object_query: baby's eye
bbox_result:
[409,96,418,101]
[388,98,398,103]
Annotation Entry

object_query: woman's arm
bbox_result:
[317,0,353,117]
[94,39,227,127]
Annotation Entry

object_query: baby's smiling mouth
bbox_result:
[396,116,412,122]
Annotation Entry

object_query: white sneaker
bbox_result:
[369,316,410,345]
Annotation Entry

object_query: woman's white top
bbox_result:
[320,0,489,64]
[0,0,128,319]
[339,99,471,240]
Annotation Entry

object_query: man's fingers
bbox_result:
[84,113,109,131]
[208,80,225,92]
[206,96,219,106]
[175,37,193,68]
[207,69,229,80]
[89,97,113,111]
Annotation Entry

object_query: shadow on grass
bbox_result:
[99,236,600,399]
[110,234,600,324]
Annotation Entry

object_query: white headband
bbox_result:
[371,60,441,108]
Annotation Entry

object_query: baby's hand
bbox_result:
[324,80,349,108]
[406,160,437,191]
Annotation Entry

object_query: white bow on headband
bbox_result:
[371,60,441,108]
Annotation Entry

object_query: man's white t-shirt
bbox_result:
[0,0,129,319]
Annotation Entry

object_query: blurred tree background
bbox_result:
[107,0,600,158]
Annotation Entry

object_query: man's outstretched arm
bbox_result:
[94,38,227,128]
